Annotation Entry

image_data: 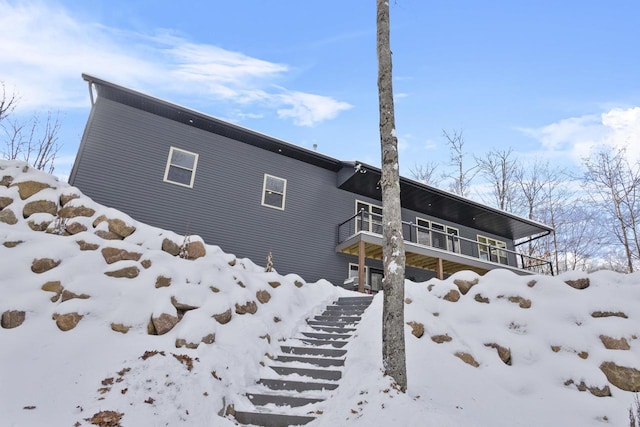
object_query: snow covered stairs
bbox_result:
[233,295,374,427]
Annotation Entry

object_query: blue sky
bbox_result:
[2,0,640,180]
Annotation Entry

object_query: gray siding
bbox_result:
[72,97,516,286]
[72,98,358,285]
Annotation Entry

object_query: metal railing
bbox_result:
[337,210,554,275]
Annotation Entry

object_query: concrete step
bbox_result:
[308,325,356,333]
[280,346,347,358]
[307,319,357,328]
[269,365,342,381]
[246,392,324,407]
[336,297,374,305]
[234,410,315,427]
[258,378,339,392]
[275,354,344,367]
[320,309,364,317]
[313,315,361,323]
[297,338,348,348]
[300,331,352,340]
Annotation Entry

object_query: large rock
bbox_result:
[565,278,590,290]
[162,238,181,256]
[53,312,83,331]
[11,181,52,199]
[28,218,52,231]
[186,241,206,259]
[171,296,199,311]
[0,208,18,225]
[23,200,57,217]
[455,352,479,368]
[106,218,136,238]
[256,290,271,304]
[155,275,172,288]
[101,247,142,264]
[59,192,80,206]
[407,321,424,338]
[31,258,61,273]
[508,296,532,309]
[104,266,140,279]
[57,205,95,218]
[599,335,630,350]
[0,175,13,187]
[564,379,611,397]
[61,289,90,302]
[151,313,179,335]
[431,334,452,343]
[213,309,232,324]
[110,323,130,334]
[235,301,257,315]
[443,289,461,302]
[41,280,63,302]
[453,278,479,295]
[76,240,99,251]
[484,343,512,365]
[1,310,26,328]
[94,230,122,240]
[0,196,13,209]
[65,222,87,235]
[599,362,640,392]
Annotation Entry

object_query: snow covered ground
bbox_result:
[1,159,639,427]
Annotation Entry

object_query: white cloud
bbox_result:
[0,0,351,126]
[519,107,640,164]
[276,90,352,127]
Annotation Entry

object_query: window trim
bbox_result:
[348,263,370,285]
[355,200,383,233]
[415,217,431,246]
[261,174,287,210]
[477,235,508,264]
[163,146,199,188]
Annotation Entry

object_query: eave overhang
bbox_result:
[338,161,553,241]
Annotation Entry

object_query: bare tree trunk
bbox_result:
[376,0,407,392]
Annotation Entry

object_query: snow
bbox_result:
[1,159,639,426]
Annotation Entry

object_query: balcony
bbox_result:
[336,210,553,280]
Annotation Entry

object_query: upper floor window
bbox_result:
[262,174,287,210]
[356,200,383,234]
[477,235,508,265]
[163,147,198,188]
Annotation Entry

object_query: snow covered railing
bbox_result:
[337,210,554,275]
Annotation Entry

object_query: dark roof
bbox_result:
[82,74,553,241]
[338,161,553,241]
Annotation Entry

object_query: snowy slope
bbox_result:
[1,160,639,427]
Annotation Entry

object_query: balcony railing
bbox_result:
[337,210,553,275]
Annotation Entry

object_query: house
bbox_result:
[69,74,554,291]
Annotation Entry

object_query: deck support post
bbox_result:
[436,258,444,280]
[358,240,366,293]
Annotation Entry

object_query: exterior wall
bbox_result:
[71,97,358,285]
[71,96,522,287]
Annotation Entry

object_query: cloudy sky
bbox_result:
[1,0,639,179]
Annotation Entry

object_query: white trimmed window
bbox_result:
[349,263,369,285]
[262,174,287,210]
[163,147,198,188]
[477,235,508,265]
[355,200,383,234]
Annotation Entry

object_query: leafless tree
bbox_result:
[1,82,61,174]
[442,129,476,197]
[377,0,407,392]
[475,147,518,211]
[582,147,640,273]
[409,161,441,186]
